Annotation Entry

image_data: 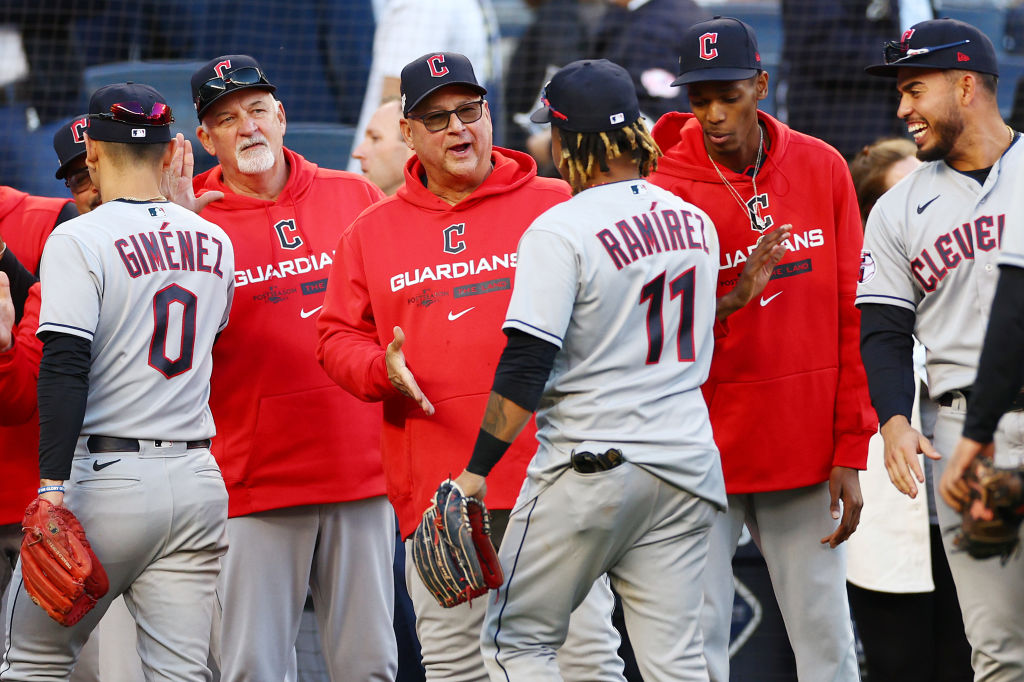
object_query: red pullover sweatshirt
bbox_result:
[0,284,43,524]
[0,186,70,273]
[648,111,874,493]
[317,147,571,538]
[195,148,387,517]
[0,188,67,526]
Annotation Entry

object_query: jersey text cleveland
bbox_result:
[912,213,1004,291]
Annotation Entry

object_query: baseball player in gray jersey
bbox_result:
[447,59,783,682]
[1,82,234,680]
[859,18,1024,679]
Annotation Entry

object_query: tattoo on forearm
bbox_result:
[482,393,510,435]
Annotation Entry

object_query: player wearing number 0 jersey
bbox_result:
[1,83,234,680]
[448,59,733,682]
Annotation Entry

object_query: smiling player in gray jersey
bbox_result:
[1,82,234,681]
[859,19,1024,679]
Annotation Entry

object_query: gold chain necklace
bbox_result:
[707,124,769,233]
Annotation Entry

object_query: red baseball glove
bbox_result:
[20,498,109,626]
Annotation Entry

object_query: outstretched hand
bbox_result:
[880,415,941,498]
[717,224,791,321]
[161,133,223,213]
[386,326,434,415]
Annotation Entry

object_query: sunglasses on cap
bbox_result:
[883,39,971,65]
[539,87,569,122]
[196,66,272,108]
[406,99,485,132]
[91,101,174,126]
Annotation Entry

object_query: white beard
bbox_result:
[236,136,276,174]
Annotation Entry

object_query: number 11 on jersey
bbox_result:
[640,268,695,365]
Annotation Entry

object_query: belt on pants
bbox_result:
[570,448,624,474]
[86,435,212,453]
[936,389,1024,411]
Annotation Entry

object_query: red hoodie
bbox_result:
[0,186,71,272]
[0,188,66,527]
[195,148,387,517]
[648,111,874,493]
[0,284,43,524]
[317,147,571,538]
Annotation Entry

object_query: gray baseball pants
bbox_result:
[1,440,228,681]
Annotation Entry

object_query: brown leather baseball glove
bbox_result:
[20,498,109,626]
[953,456,1024,563]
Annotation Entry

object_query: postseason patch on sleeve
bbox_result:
[859,249,876,284]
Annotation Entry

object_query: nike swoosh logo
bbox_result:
[760,292,782,307]
[92,459,121,471]
[916,195,940,214]
[448,307,475,321]
[299,306,322,319]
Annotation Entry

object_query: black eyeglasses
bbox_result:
[64,167,92,193]
[196,67,273,109]
[90,101,174,126]
[883,39,971,65]
[406,99,485,132]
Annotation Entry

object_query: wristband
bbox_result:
[466,429,513,477]
[37,485,65,494]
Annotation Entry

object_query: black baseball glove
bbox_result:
[410,480,504,608]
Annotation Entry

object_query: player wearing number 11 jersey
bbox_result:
[445,59,729,681]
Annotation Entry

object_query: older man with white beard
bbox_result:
[183,55,398,680]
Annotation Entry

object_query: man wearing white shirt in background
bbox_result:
[348,0,502,174]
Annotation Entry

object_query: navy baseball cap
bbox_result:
[530,59,640,133]
[400,52,487,116]
[191,54,277,120]
[866,18,999,77]
[673,16,761,86]
[53,115,89,179]
[87,82,173,144]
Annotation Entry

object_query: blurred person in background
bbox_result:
[352,98,411,196]
[781,0,934,158]
[348,0,502,173]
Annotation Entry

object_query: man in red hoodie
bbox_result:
[647,17,875,681]
[185,55,396,680]
[317,52,626,681]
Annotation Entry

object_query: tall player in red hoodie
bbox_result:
[317,52,626,681]
[185,55,396,680]
[647,18,875,682]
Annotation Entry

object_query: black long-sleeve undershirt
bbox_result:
[37,331,91,480]
[964,266,1024,443]
[465,330,559,477]
[859,303,917,426]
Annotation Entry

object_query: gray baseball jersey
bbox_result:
[503,179,725,508]
[856,136,1024,396]
[37,199,234,439]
